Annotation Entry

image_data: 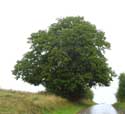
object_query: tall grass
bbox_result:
[0,89,68,114]
[0,89,93,114]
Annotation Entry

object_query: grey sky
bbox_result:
[0,0,125,104]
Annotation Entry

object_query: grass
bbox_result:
[0,89,94,114]
[46,99,94,114]
[46,104,83,114]
[114,102,125,111]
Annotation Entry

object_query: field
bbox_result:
[0,89,93,114]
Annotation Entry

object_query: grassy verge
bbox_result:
[0,89,93,114]
[45,104,84,114]
[114,102,125,111]
[45,99,94,114]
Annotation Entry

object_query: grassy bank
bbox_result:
[46,99,94,114]
[0,89,93,114]
[114,102,125,112]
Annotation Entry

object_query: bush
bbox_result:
[117,73,125,101]
[84,88,93,100]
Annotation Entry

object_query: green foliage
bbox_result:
[117,73,125,101]
[83,88,93,100]
[12,16,114,101]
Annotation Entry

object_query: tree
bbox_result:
[12,16,114,101]
[117,73,125,101]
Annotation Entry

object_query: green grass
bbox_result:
[0,89,93,114]
[114,102,125,111]
[46,104,83,114]
[45,99,94,114]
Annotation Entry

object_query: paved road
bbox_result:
[79,104,119,114]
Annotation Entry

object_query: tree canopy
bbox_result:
[117,73,125,101]
[12,16,114,101]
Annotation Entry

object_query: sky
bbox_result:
[0,0,125,104]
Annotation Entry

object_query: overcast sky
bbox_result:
[0,0,125,104]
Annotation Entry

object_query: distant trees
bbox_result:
[12,16,115,101]
[117,73,125,101]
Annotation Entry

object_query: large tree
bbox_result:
[12,16,114,101]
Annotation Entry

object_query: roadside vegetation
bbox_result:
[114,73,125,111]
[114,102,125,111]
[0,89,94,114]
